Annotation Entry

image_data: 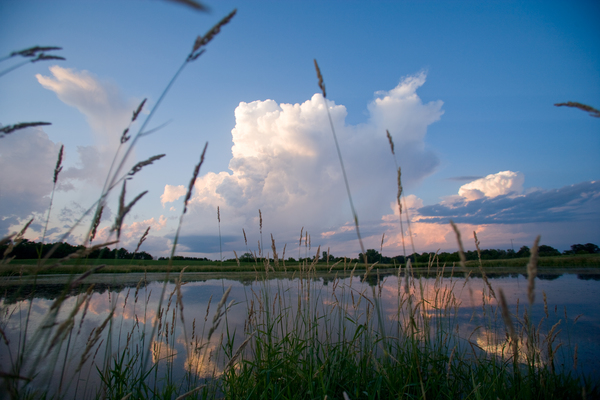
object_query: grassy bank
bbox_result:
[2,253,599,276]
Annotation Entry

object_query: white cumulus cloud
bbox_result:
[162,72,444,255]
[458,171,524,201]
[161,185,186,207]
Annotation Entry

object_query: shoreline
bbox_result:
[2,265,599,287]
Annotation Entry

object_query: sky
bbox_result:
[1,0,599,260]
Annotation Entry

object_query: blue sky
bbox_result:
[1,0,599,259]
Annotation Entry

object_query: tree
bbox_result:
[239,252,254,262]
[132,251,153,260]
[570,243,600,254]
[416,252,431,263]
[538,245,560,257]
[516,246,530,258]
[322,251,334,262]
[359,249,381,263]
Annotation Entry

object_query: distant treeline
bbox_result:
[1,239,152,260]
[1,239,598,264]
[353,243,600,265]
[223,243,600,265]
[156,256,211,261]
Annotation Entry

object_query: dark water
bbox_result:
[1,270,598,398]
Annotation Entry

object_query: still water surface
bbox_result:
[1,270,599,397]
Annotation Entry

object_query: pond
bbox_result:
[1,268,599,398]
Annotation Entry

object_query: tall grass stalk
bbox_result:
[385,130,417,257]
[313,60,367,267]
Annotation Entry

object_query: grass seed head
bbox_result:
[184,142,208,213]
[313,59,326,98]
[0,122,51,138]
[128,154,166,176]
[190,9,237,56]
[386,129,395,155]
[554,101,600,118]
[166,0,208,12]
[450,221,469,277]
[132,98,147,122]
[134,226,151,254]
[89,205,103,243]
[31,54,65,63]
[11,46,62,58]
[53,145,64,184]
[120,128,130,144]
[396,167,402,212]
[113,180,148,239]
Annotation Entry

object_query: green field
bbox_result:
[2,253,599,277]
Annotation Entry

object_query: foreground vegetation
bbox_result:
[1,253,598,399]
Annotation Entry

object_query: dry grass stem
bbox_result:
[498,288,518,362]
[2,218,33,262]
[396,168,403,214]
[474,231,496,299]
[224,332,256,371]
[68,265,105,289]
[43,242,116,270]
[208,286,232,341]
[313,59,366,265]
[527,235,541,306]
[134,226,151,254]
[450,221,469,280]
[175,385,207,400]
[554,101,600,118]
[362,261,379,282]
[271,234,279,270]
